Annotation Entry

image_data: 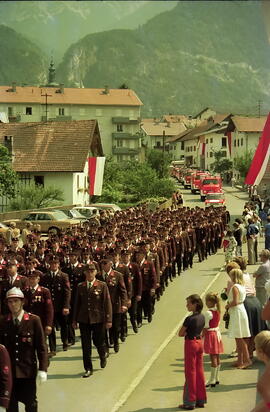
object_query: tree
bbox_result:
[9,184,64,211]
[210,150,233,176]
[233,150,254,179]
[146,149,172,178]
[0,145,18,198]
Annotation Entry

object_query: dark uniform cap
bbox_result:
[11,237,19,241]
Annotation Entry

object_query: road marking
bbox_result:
[111,265,225,412]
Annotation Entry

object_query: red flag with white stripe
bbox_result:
[88,157,106,195]
[245,114,269,185]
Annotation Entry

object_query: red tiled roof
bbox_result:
[231,116,267,132]
[168,114,231,143]
[0,86,143,107]
[141,121,186,137]
[0,120,103,172]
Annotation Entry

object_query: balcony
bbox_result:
[112,117,139,124]
[55,115,72,121]
[112,147,140,155]
[112,132,140,139]
[8,115,21,122]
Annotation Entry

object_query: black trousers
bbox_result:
[137,290,152,323]
[79,322,106,371]
[49,311,68,352]
[120,312,128,337]
[108,313,121,346]
[8,378,37,412]
[128,296,138,324]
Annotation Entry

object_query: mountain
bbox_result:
[0,1,175,62]
[0,25,47,85]
[57,1,270,116]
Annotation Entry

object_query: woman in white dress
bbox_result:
[225,268,251,369]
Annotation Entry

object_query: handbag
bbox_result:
[220,288,228,301]
[223,309,230,329]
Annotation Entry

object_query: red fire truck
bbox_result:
[190,171,210,194]
[199,175,222,201]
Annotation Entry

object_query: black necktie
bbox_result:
[14,318,19,327]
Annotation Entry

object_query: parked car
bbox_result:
[0,222,8,238]
[4,210,80,234]
[88,203,121,212]
[72,206,99,219]
[59,209,89,222]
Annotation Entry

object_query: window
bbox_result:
[187,147,189,152]
[181,142,184,150]
[194,146,196,151]
[117,154,123,162]
[24,214,37,221]
[210,138,213,143]
[234,140,236,147]
[237,139,239,147]
[77,175,80,189]
[221,137,227,147]
[26,107,32,115]
[210,152,213,158]
[8,107,13,116]
[117,124,123,132]
[206,139,208,144]
[37,214,52,221]
[116,139,123,147]
[241,138,243,146]
[156,141,161,147]
[174,145,176,150]
[34,176,44,187]
[59,108,65,116]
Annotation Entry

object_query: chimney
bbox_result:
[103,85,109,95]
[60,83,64,94]
[11,82,16,92]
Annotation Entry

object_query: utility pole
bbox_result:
[258,99,262,118]
[162,130,165,177]
[41,92,52,122]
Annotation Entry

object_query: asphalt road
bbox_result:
[34,184,264,412]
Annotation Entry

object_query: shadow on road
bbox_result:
[127,407,180,411]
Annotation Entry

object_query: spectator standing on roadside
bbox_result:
[253,249,270,307]
[264,216,270,250]
[251,331,270,412]
[246,219,259,265]
[178,294,206,410]
[233,222,242,256]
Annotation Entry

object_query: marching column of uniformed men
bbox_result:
[0,204,230,385]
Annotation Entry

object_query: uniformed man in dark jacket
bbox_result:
[39,256,71,355]
[0,344,12,411]
[72,264,112,378]
[0,262,29,315]
[0,287,47,412]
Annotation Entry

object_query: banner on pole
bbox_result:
[88,157,106,196]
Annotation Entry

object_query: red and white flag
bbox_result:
[245,114,269,185]
[88,157,106,196]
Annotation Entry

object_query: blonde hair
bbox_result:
[233,256,247,271]
[205,292,221,312]
[229,268,244,285]
[255,331,270,359]
[226,261,240,274]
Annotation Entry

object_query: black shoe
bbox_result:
[48,351,56,358]
[82,370,93,378]
[63,345,68,351]
[114,344,119,353]
[100,357,107,368]
[157,295,160,301]
[137,322,142,328]
[132,323,138,333]
[178,405,194,410]
[195,403,205,408]
[120,335,126,342]
[148,315,152,323]
[105,349,110,358]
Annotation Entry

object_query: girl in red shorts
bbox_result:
[203,293,224,388]
[178,294,207,410]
